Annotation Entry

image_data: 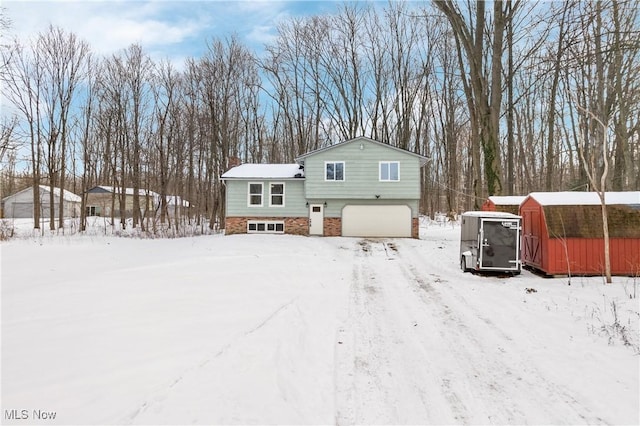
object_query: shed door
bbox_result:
[479,218,520,270]
[342,205,411,238]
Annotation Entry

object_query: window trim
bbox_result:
[379,161,400,182]
[325,161,345,181]
[247,182,263,207]
[269,182,285,207]
[247,220,285,234]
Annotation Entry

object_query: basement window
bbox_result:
[247,220,285,234]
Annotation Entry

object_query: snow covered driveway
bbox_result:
[2,227,638,425]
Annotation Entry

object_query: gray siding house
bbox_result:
[1,185,81,219]
[220,137,427,238]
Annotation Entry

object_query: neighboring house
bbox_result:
[520,191,640,276]
[85,186,158,218]
[1,185,81,218]
[220,136,428,238]
[482,195,526,215]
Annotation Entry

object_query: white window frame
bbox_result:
[247,220,285,234]
[269,182,285,207]
[247,182,263,207]
[379,161,400,182]
[325,161,345,181]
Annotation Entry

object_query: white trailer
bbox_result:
[460,211,522,274]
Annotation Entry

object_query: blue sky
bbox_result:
[2,0,347,63]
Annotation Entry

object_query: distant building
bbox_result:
[1,185,81,218]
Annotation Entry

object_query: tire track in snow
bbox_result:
[395,239,607,425]
[124,298,299,424]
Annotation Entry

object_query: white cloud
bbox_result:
[2,0,210,56]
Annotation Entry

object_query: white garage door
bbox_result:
[342,205,412,237]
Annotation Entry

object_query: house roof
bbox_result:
[88,186,159,197]
[487,195,526,206]
[220,164,304,180]
[527,191,640,206]
[2,185,81,203]
[295,136,429,166]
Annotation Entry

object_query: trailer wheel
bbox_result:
[461,256,469,273]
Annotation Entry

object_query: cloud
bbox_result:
[3,0,210,56]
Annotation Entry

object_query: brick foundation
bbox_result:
[225,215,419,238]
[323,217,342,237]
[225,216,309,236]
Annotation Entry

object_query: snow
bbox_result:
[528,191,640,206]
[462,211,521,218]
[487,195,526,206]
[220,164,304,179]
[90,186,160,197]
[1,221,639,425]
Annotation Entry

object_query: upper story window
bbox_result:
[270,183,284,206]
[380,161,400,181]
[248,182,263,206]
[325,161,345,181]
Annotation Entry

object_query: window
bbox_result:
[86,206,100,216]
[325,162,345,181]
[270,183,284,206]
[248,182,263,206]
[247,220,285,233]
[379,161,400,181]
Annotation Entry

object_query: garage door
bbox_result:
[342,205,412,237]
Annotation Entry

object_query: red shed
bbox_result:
[482,196,526,215]
[520,191,640,276]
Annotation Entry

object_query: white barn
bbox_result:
[2,185,81,218]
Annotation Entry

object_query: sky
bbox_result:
[1,0,347,64]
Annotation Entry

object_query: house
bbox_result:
[85,186,158,217]
[220,137,428,238]
[520,191,640,276]
[1,185,81,218]
[482,195,526,215]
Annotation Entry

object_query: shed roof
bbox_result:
[463,211,521,219]
[220,164,304,180]
[527,191,640,206]
[487,195,526,206]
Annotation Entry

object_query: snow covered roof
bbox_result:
[487,196,526,206]
[220,164,304,180]
[89,186,159,197]
[39,185,81,202]
[527,191,640,206]
[463,211,521,218]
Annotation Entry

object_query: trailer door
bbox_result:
[479,218,520,271]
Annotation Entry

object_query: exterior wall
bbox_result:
[224,179,307,217]
[86,192,154,217]
[309,198,420,219]
[546,238,640,276]
[481,200,496,211]
[3,187,80,218]
[225,216,309,236]
[323,217,342,236]
[301,138,422,200]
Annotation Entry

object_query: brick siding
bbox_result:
[323,217,342,236]
[225,216,309,236]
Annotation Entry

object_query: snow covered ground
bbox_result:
[1,220,639,425]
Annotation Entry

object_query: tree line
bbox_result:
[1,0,638,233]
